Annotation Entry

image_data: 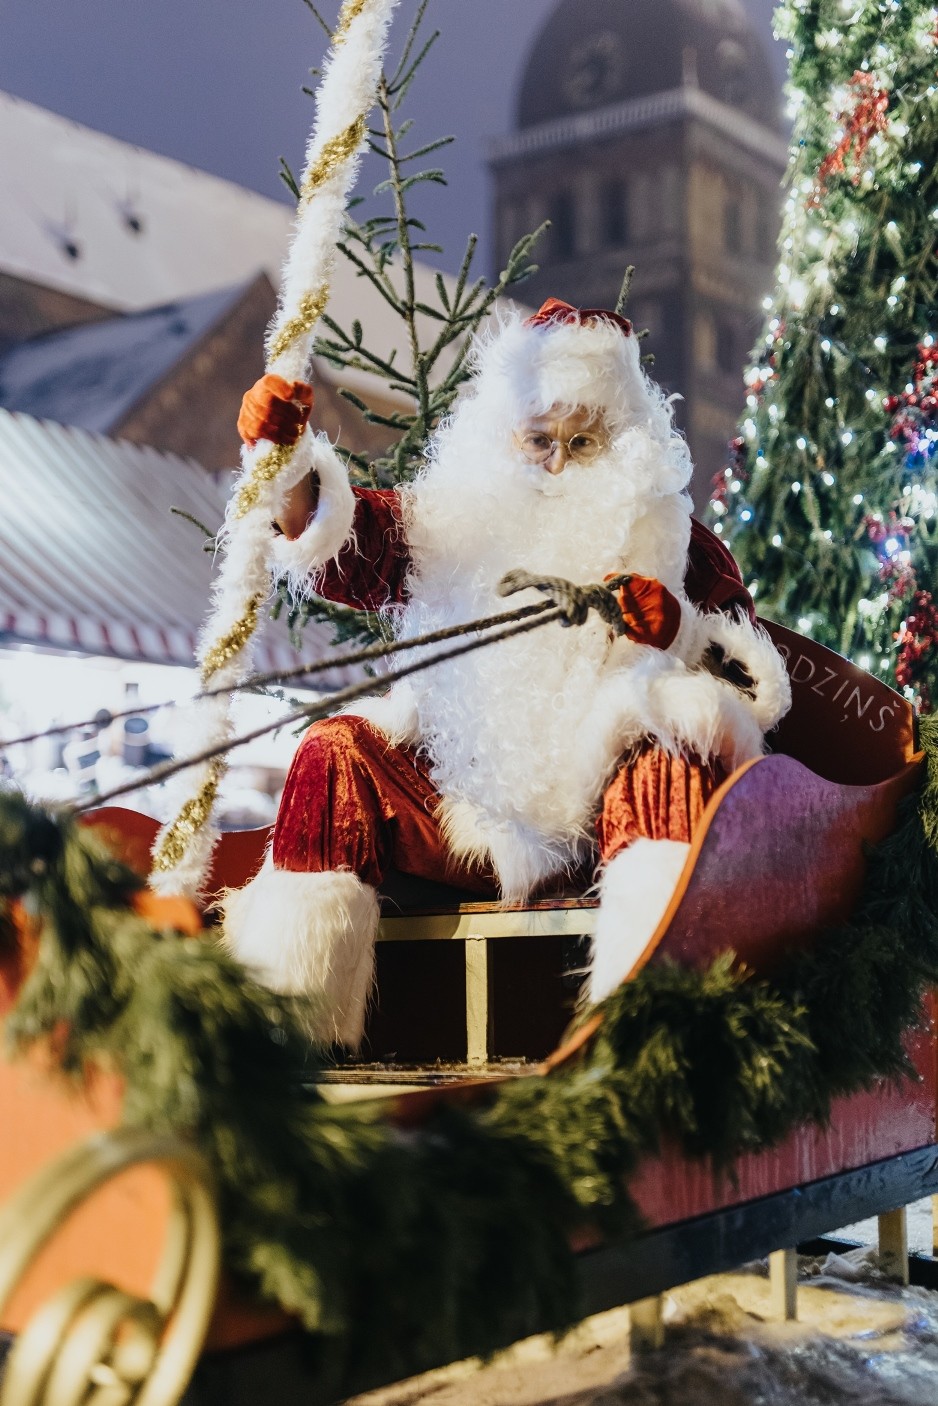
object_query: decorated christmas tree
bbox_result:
[711,0,938,707]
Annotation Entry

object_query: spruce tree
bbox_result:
[712,0,938,707]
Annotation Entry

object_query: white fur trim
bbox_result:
[342,682,421,748]
[588,839,691,1003]
[696,610,793,732]
[220,856,379,1048]
[270,432,356,596]
[437,796,585,904]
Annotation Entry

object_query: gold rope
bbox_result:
[152,759,225,873]
[300,116,367,205]
[266,285,331,370]
[200,595,264,680]
[334,0,370,44]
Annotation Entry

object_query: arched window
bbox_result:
[599,180,628,246]
[716,319,737,374]
[723,197,743,255]
[551,191,577,260]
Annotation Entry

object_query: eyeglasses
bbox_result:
[516,430,607,465]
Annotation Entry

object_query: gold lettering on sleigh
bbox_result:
[785,653,899,733]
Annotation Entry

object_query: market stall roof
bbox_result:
[0,408,351,682]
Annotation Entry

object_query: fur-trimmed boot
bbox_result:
[220,853,379,1048]
[588,838,691,1004]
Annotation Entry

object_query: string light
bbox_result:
[724,4,937,702]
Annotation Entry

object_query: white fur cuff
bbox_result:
[220,856,379,1048]
[270,430,356,596]
[698,611,792,731]
[588,838,690,1004]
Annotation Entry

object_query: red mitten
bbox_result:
[237,374,314,447]
[608,574,682,650]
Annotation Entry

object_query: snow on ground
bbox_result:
[840,1195,934,1255]
[350,1255,938,1406]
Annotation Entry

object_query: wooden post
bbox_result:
[769,1247,798,1320]
[465,937,490,1066]
[629,1295,664,1351]
[878,1206,909,1284]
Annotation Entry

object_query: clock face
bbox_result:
[561,31,626,109]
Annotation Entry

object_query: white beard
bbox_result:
[353,391,700,900]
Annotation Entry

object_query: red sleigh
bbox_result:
[1,620,935,1396]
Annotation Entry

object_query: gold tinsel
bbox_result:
[300,116,367,205]
[266,285,331,368]
[200,594,264,680]
[151,760,224,873]
[334,0,370,44]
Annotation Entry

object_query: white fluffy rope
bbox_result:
[151,0,397,896]
[270,434,357,599]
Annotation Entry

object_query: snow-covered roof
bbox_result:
[0,91,478,398]
[0,407,350,679]
[0,91,294,311]
[0,282,250,432]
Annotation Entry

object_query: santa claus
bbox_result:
[223,299,790,1046]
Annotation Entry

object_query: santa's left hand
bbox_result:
[606,574,682,650]
[499,569,636,633]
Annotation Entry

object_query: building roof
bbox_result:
[0,91,293,312]
[517,0,781,133]
[0,282,250,432]
[0,408,350,680]
[0,91,473,410]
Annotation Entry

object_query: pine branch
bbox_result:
[300,0,332,38]
[615,265,635,316]
[387,0,433,91]
[390,31,440,108]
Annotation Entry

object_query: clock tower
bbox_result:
[489,0,787,508]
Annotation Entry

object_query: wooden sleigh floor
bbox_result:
[1,619,936,1402]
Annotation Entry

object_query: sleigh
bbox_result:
[1,619,936,1403]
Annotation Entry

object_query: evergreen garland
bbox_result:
[2,719,938,1390]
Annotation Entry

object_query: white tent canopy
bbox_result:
[0,407,348,681]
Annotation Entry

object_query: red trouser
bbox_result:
[273,715,727,890]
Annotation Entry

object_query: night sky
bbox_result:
[0,0,786,276]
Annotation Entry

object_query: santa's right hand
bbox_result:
[237,374,314,447]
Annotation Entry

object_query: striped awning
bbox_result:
[0,409,349,682]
